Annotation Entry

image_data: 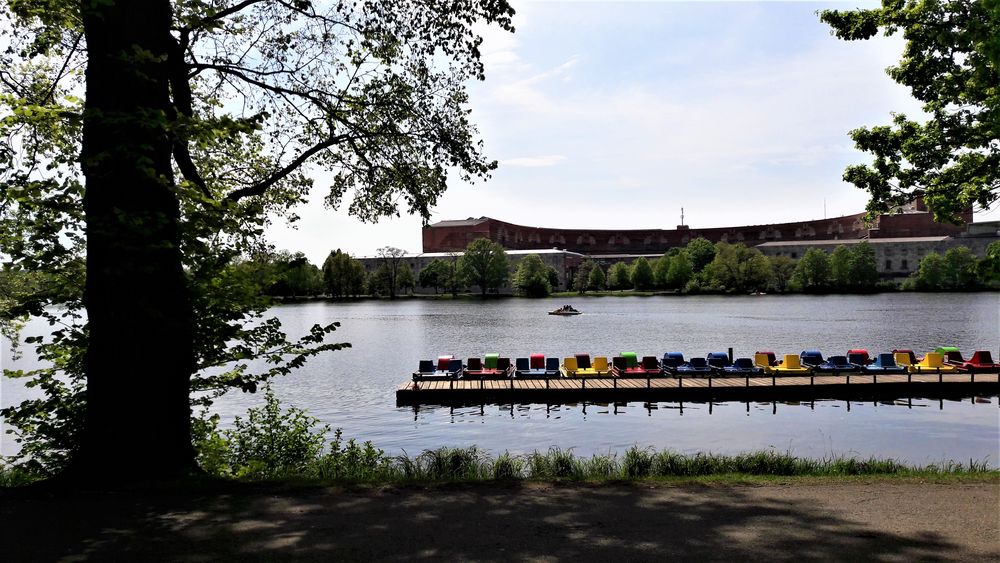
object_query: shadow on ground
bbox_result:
[2,481,997,561]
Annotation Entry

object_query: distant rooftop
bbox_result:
[757,236,949,247]
[427,217,489,228]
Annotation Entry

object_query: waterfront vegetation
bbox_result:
[4,388,995,487]
[239,238,1000,300]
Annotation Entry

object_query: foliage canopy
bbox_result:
[821,0,999,221]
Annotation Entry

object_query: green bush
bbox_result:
[221,386,329,479]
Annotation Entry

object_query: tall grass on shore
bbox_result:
[2,445,994,486]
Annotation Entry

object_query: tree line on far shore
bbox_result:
[230,237,999,299]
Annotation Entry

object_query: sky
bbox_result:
[269,1,995,264]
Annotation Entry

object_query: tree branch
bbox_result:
[224,133,350,203]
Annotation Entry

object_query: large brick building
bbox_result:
[354,201,995,293]
[422,200,973,256]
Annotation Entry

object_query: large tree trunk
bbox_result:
[77,0,196,479]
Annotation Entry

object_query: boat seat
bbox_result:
[447,358,463,374]
[593,356,610,373]
[732,358,755,369]
[782,355,803,369]
[437,355,454,371]
[417,360,434,373]
[662,352,684,369]
[612,356,628,371]
[621,352,638,368]
[530,354,545,369]
[754,353,771,369]
[847,352,868,365]
[970,351,995,365]
[800,350,824,366]
[873,353,897,368]
[497,357,511,372]
[562,357,578,372]
[893,352,913,366]
[515,357,530,372]
[707,352,730,368]
[893,349,918,365]
[546,357,560,372]
[575,353,592,369]
[641,356,659,370]
[467,357,483,371]
[755,351,777,366]
[484,353,499,369]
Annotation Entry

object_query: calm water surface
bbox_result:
[2,293,998,465]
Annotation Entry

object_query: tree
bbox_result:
[375,247,408,300]
[830,246,853,289]
[607,262,631,291]
[979,241,1000,283]
[686,238,717,273]
[418,259,449,294]
[0,1,514,479]
[943,246,979,289]
[574,260,595,294]
[396,263,415,296]
[458,238,509,297]
[792,248,832,291]
[587,263,607,291]
[322,250,365,299]
[703,243,772,293]
[820,1,999,222]
[768,255,797,293]
[913,252,947,289]
[665,252,694,290]
[513,254,552,297]
[848,242,880,289]
[653,254,672,288]
[630,257,654,290]
[546,266,561,291]
[275,253,323,297]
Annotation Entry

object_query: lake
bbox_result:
[2,293,998,466]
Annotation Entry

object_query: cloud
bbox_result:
[502,155,567,167]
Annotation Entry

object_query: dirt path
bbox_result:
[3,480,998,561]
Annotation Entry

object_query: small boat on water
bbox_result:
[549,304,581,315]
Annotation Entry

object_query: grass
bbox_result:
[5,447,996,488]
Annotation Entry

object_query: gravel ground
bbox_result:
[2,480,998,561]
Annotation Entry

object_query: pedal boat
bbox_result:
[706,352,731,374]
[611,352,662,377]
[676,356,713,377]
[753,351,779,373]
[412,355,463,381]
[951,350,1000,372]
[861,353,907,375]
[813,355,862,374]
[846,349,872,366]
[799,350,825,369]
[548,305,582,316]
[515,354,561,378]
[935,346,966,366]
[560,353,612,377]
[661,352,686,375]
[899,351,961,374]
[771,354,811,375]
[464,353,513,379]
[724,357,765,376]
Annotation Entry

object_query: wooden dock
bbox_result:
[396,372,1000,406]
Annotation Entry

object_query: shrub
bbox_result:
[222,385,328,479]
